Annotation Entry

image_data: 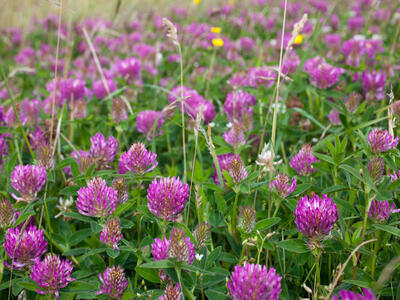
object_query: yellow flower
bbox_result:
[294,34,304,45]
[212,38,224,48]
[229,0,235,5]
[211,27,221,34]
[194,0,201,4]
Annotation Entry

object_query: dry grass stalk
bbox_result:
[285,13,308,55]
[325,239,376,299]
[162,18,179,48]
[162,17,187,182]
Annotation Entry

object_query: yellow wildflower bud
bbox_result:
[294,34,304,45]
[211,27,221,34]
[212,38,224,48]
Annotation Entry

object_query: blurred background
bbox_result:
[0,0,218,30]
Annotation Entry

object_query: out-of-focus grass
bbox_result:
[0,0,194,30]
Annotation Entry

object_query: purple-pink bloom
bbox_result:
[212,153,241,185]
[303,56,326,73]
[97,266,128,300]
[29,126,47,150]
[228,73,250,88]
[332,288,377,300]
[347,16,363,31]
[369,199,398,222]
[169,86,215,123]
[239,37,255,52]
[328,110,341,125]
[147,177,189,221]
[340,39,365,68]
[309,62,344,89]
[167,227,196,264]
[60,78,87,102]
[362,70,386,101]
[118,142,158,175]
[115,57,142,84]
[152,236,170,261]
[30,254,74,299]
[282,51,300,74]
[159,283,182,300]
[77,177,118,218]
[100,218,123,250]
[223,124,246,149]
[0,134,8,165]
[90,133,119,169]
[4,225,47,270]
[294,194,338,241]
[224,90,256,127]
[269,173,296,198]
[290,145,317,176]
[151,229,195,264]
[136,110,164,141]
[228,156,248,184]
[390,170,400,182]
[93,79,117,99]
[11,164,47,202]
[367,128,398,154]
[228,263,282,300]
[248,67,276,88]
[65,150,93,176]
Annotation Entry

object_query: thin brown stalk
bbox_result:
[178,46,187,182]
[82,28,111,97]
[325,239,376,300]
[49,0,63,147]
[266,0,288,269]
[270,0,287,158]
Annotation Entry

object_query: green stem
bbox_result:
[42,182,54,252]
[231,191,240,234]
[272,198,281,218]
[239,242,247,263]
[134,178,142,290]
[14,140,22,165]
[314,254,320,299]
[361,190,372,238]
[176,267,185,300]
[136,179,142,248]
[319,96,325,122]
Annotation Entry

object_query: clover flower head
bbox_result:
[30,254,74,299]
[77,177,118,218]
[118,142,158,175]
[97,266,128,300]
[100,218,123,250]
[228,263,282,300]
[4,225,47,270]
[11,164,47,202]
[269,173,296,198]
[294,194,338,243]
[147,177,189,221]
[367,128,398,153]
